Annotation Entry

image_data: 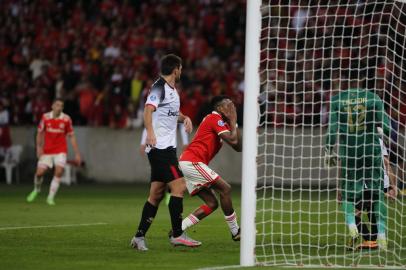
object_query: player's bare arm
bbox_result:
[68,133,82,165]
[384,156,398,199]
[219,102,241,152]
[36,130,44,158]
[144,105,157,147]
[178,112,192,133]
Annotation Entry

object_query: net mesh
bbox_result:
[256,0,406,267]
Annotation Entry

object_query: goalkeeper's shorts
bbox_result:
[179,161,220,196]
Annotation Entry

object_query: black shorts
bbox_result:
[147,147,183,183]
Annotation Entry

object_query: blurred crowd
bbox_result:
[0,0,246,129]
[261,0,406,129]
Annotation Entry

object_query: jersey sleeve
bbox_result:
[325,95,339,151]
[211,115,230,135]
[145,86,163,109]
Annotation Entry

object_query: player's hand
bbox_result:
[139,144,146,156]
[146,131,157,147]
[324,148,337,167]
[386,186,398,200]
[183,117,193,133]
[75,153,82,166]
[224,102,237,126]
[36,147,43,159]
[337,189,342,204]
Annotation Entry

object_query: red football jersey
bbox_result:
[38,112,74,154]
[180,112,230,165]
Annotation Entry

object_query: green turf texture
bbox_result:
[0,184,405,270]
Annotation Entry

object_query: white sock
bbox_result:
[225,211,239,236]
[48,177,61,199]
[182,214,200,231]
[34,175,43,192]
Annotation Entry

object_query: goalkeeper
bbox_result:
[325,73,391,250]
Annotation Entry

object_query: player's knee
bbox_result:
[206,200,219,211]
[220,183,232,197]
[148,193,164,205]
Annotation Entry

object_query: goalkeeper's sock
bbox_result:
[168,196,183,238]
[225,211,239,236]
[355,215,371,241]
[34,175,44,192]
[47,177,61,200]
[135,201,158,237]
[182,214,199,231]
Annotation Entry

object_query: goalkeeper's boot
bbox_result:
[26,190,39,203]
[170,232,201,247]
[357,240,378,250]
[130,236,148,251]
[46,196,56,206]
[346,235,360,251]
[377,235,387,251]
[232,228,241,241]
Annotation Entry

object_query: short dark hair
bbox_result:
[53,98,64,104]
[160,54,182,75]
[211,95,231,111]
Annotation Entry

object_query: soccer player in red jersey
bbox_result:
[26,99,81,205]
[179,95,242,241]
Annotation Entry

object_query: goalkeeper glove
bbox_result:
[324,148,338,167]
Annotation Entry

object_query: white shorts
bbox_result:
[179,161,220,195]
[38,153,67,169]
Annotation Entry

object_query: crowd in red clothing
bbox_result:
[0,0,246,128]
[261,0,406,128]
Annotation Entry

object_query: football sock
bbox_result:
[48,177,61,199]
[182,214,199,231]
[225,211,239,236]
[182,204,214,230]
[355,215,371,241]
[168,196,183,238]
[135,201,158,237]
[34,175,44,192]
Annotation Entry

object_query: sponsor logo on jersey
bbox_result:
[167,110,179,117]
[218,120,225,127]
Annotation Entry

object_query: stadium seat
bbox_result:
[1,145,23,185]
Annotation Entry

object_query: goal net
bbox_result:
[251,0,406,267]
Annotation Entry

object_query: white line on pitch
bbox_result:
[0,222,108,231]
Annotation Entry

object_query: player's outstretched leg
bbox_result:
[26,167,46,203]
[168,178,201,247]
[182,188,218,231]
[131,182,164,251]
[212,178,240,241]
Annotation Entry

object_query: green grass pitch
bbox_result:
[0,184,405,270]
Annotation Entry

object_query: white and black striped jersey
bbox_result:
[145,77,180,150]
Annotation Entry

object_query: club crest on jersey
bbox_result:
[218,120,225,127]
[59,123,65,129]
[150,95,157,101]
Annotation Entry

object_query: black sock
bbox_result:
[168,196,183,238]
[369,208,378,241]
[355,215,371,241]
[135,201,158,237]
